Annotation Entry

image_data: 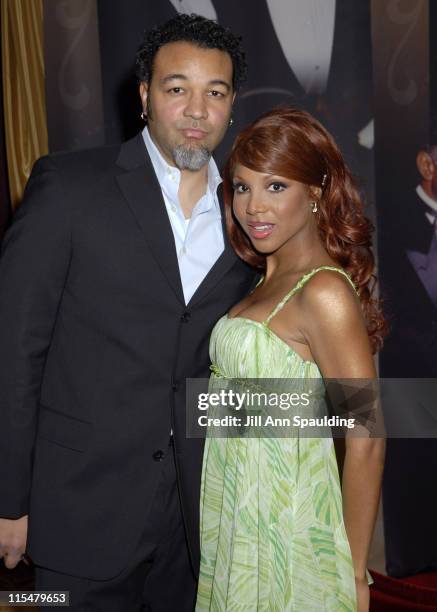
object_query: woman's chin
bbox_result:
[249,239,277,256]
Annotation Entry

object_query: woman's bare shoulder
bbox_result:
[295,269,363,333]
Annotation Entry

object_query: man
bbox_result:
[406,145,437,309]
[382,144,437,379]
[382,144,437,578]
[0,14,255,610]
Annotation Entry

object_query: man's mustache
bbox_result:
[176,123,211,133]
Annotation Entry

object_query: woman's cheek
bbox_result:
[232,199,244,221]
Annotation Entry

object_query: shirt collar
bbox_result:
[416,184,437,214]
[142,126,222,212]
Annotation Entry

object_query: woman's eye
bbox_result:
[268,182,286,192]
[233,183,249,193]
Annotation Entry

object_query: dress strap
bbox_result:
[264,266,357,325]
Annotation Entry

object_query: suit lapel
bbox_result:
[116,134,185,305]
[408,195,435,253]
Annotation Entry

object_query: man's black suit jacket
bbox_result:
[0,133,256,580]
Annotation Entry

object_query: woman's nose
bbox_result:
[245,193,268,215]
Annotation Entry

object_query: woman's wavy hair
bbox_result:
[223,107,387,353]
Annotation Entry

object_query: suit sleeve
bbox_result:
[0,156,72,518]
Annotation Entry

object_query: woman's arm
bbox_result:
[298,271,386,581]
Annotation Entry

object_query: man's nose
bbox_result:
[183,91,208,120]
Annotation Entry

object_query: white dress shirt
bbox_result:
[266,0,336,94]
[416,184,437,225]
[143,127,224,305]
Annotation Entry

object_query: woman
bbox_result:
[195,107,386,611]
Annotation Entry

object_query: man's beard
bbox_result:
[172,143,211,171]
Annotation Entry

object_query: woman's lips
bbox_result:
[247,222,275,239]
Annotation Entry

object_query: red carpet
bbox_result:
[2,563,437,610]
[370,570,437,610]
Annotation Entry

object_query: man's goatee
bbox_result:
[173,144,210,171]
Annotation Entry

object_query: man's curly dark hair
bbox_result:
[135,13,247,90]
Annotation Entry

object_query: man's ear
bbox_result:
[417,151,434,181]
[139,82,148,111]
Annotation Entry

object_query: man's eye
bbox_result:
[268,182,286,192]
[233,183,249,193]
[208,90,224,97]
[169,87,184,94]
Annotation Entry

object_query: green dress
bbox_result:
[196,266,373,611]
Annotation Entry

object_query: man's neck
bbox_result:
[178,166,209,218]
[142,126,214,218]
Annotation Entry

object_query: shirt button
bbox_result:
[171,205,176,212]
[181,246,187,254]
[152,450,164,462]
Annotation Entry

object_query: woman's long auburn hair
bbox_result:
[223,107,387,353]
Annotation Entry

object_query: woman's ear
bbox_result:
[308,185,322,201]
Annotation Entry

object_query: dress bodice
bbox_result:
[209,265,356,380]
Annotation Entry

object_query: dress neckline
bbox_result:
[223,313,318,369]
[225,265,355,369]
[228,265,355,325]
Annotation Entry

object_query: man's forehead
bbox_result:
[154,41,232,70]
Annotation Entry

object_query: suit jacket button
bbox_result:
[172,382,179,391]
[181,311,191,322]
[152,450,164,461]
